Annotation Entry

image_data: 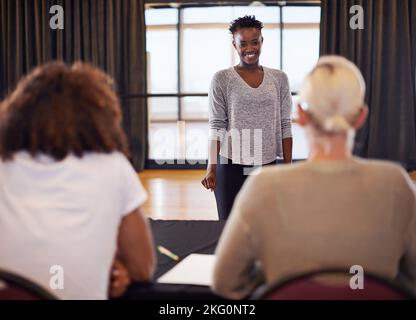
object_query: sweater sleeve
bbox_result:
[279,72,293,139]
[208,72,228,142]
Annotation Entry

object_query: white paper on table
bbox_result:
[157,254,216,286]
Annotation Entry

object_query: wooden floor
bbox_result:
[139,170,416,221]
[139,170,218,220]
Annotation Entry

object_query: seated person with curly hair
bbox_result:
[0,62,156,299]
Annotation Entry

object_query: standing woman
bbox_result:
[201,15,293,220]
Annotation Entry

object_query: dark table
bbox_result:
[122,219,226,300]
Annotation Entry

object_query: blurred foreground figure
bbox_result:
[212,55,416,300]
[0,62,155,299]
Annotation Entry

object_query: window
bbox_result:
[145,3,321,164]
[282,6,321,91]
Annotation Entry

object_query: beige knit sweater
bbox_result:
[212,158,416,299]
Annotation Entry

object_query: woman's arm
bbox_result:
[202,140,220,191]
[280,72,293,163]
[282,137,293,163]
[203,73,228,190]
[117,207,156,282]
[108,259,131,298]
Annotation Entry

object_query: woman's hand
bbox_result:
[109,259,131,298]
[201,166,216,191]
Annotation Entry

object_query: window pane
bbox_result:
[149,122,179,160]
[282,28,320,91]
[183,7,233,23]
[186,122,208,160]
[183,6,280,25]
[259,27,280,69]
[282,6,321,23]
[291,95,310,160]
[146,29,178,93]
[146,5,319,161]
[232,6,280,23]
[148,97,178,121]
[182,96,209,120]
[182,28,232,93]
[145,8,178,25]
[292,122,310,160]
[291,94,301,119]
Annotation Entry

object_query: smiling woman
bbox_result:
[201,15,293,220]
[145,5,320,164]
[230,17,264,69]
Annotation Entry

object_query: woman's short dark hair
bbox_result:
[0,61,129,161]
[229,15,263,34]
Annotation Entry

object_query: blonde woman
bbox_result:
[212,56,416,299]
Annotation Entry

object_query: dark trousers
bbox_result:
[214,156,277,220]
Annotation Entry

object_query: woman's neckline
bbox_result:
[232,65,266,89]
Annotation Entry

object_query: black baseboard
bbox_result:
[145,159,207,170]
[145,159,306,170]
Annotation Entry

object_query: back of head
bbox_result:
[0,62,128,161]
[299,55,366,133]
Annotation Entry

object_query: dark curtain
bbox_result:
[320,0,416,170]
[0,0,147,171]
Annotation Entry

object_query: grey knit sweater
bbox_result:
[208,66,292,165]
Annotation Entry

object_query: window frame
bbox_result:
[143,2,321,166]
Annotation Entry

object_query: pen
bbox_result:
[157,245,180,261]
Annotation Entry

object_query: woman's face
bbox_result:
[233,27,263,66]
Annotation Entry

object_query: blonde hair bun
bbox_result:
[300,55,366,132]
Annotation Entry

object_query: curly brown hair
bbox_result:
[0,61,129,161]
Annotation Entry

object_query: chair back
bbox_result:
[252,269,414,300]
[0,269,57,300]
